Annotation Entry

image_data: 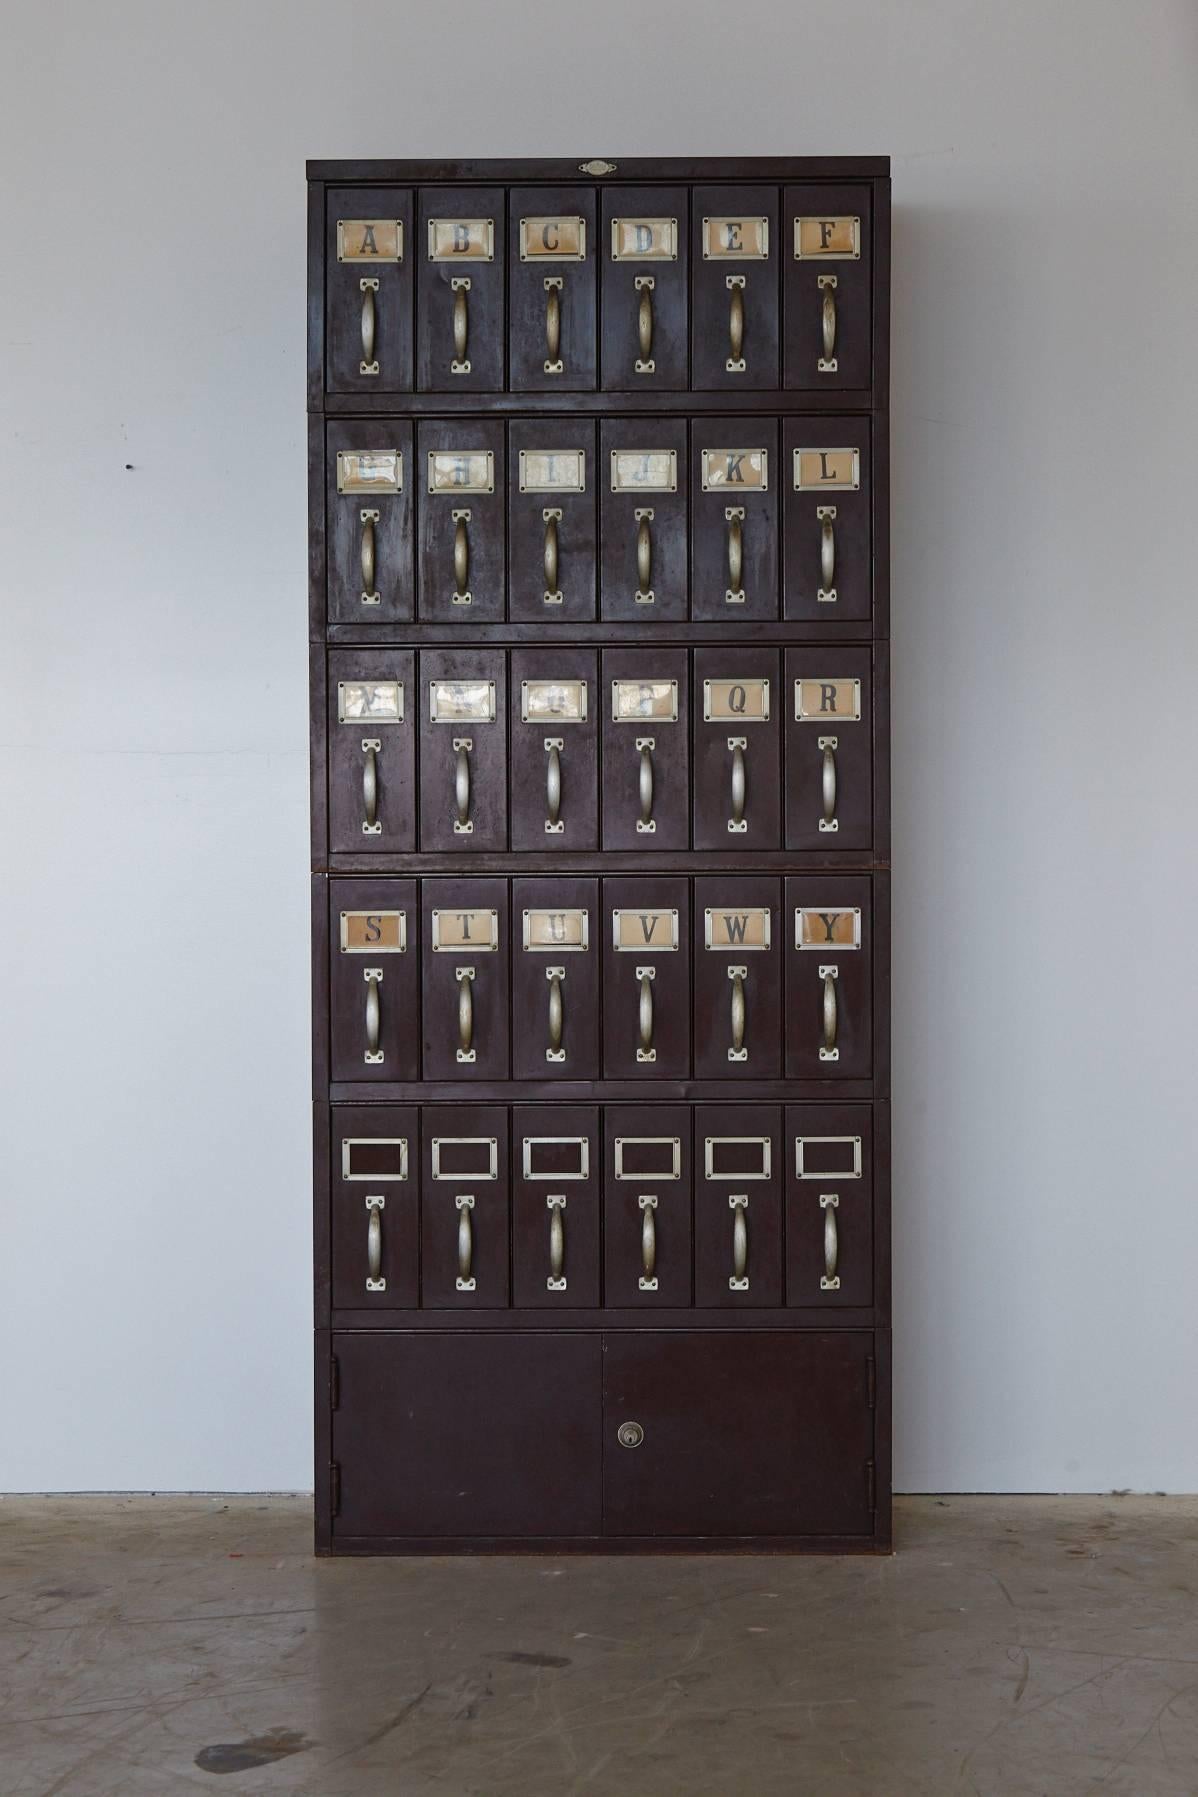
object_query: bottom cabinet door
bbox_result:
[603,1331,875,1538]
[333,1332,602,1538]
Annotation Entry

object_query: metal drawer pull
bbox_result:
[727,274,746,371]
[455,1193,475,1291]
[359,278,379,374]
[636,736,655,833]
[546,967,564,1061]
[634,509,654,603]
[359,509,380,604]
[545,738,563,833]
[364,969,383,1064]
[544,276,563,373]
[365,1194,385,1292]
[456,967,475,1063]
[451,276,471,373]
[547,1193,567,1290]
[453,512,470,601]
[636,966,655,1063]
[725,506,746,604]
[821,509,836,590]
[728,736,747,833]
[820,965,839,1062]
[361,740,380,833]
[820,737,838,832]
[453,738,472,833]
[729,1193,749,1290]
[818,274,838,372]
[821,1193,840,1290]
[635,274,654,372]
[543,509,560,598]
[729,966,747,1062]
[638,1193,658,1290]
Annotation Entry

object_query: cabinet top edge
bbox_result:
[307,156,891,183]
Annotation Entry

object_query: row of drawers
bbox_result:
[325,646,879,854]
[324,416,874,624]
[329,1101,876,1312]
[324,181,875,395]
[327,875,877,1083]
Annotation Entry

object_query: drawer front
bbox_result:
[326,187,414,394]
[332,1330,602,1536]
[509,648,598,850]
[417,420,506,622]
[600,418,688,620]
[785,876,873,1079]
[690,421,779,620]
[783,416,872,622]
[329,879,419,1082]
[507,423,597,622]
[784,184,872,391]
[603,1104,692,1307]
[416,187,504,391]
[419,1105,510,1308]
[511,878,600,1081]
[331,1106,418,1309]
[420,879,509,1081]
[693,877,783,1080]
[512,1104,601,1308]
[692,648,781,850]
[693,1103,783,1309]
[786,1104,874,1307]
[509,186,598,390]
[692,186,780,390]
[328,651,415,852]
[601,646,690,848]
[418,648,507,851]
[785,646,873,850]
[603,1330,875,1536]
[602,877,691,1080]
[600,186,688,390]
[326,422,414,624]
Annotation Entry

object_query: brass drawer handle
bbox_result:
[636,736,655,834]
[821,1192,840,1290]
[638,1193,657,1289]
[727,274,746,372]
[453,514,470,598]
[453,738,472,832]
[634,508,654,603]
[634,274,654,372]
[820,736,838,832]
[725,505,745,603]
[543,508,561,600]
[455,1193,475,1291]
[359,278,379,374]
[364,969,382,1064]
[451,276,470,373]
[729,967,747,1061]
[545,738,563,832]
[546,967,564,1060]
[820,965,839,1062]
[544,276,563,373]
[821,512,835,589]
[359,509,380,604]
[456,967,475,1063]
[728,736,747,834]
[729,1193,749,1290]
[546,1194,567,1291]
[365,1194,385,1292]
[818,274,838,372]
[361,740,380,833]
[636,967,655,1063]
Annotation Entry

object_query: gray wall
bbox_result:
[2,0,1195,1492]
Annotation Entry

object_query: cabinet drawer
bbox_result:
[690,423,779,620]
[418,648,507,851]
[784,184,872,391]
[692,648,781,850]
[601,646,690,847]
[600,187,688,390]
[785,876,873,1079]
[509,648,599,848]
[331,1107,418,1308]
[693,877,783,1079]
[507,423,597,621]
[783,416,873,622]
[784,646,873,850]
[786,1105,874,1307]
[420,879,509,1081]
[513,1104,601,1308]
[509,186,598,391]
[420,1105,509,1309]
[416,188,504,391]
[417,421,506,621]
[329,879,419,1082]
[601,877,691,1079]
[603,1104,692,1307]
[326,187,414,394]
[326,422,413,624]
[692,186,780,390]
[328,651,415,852]
[693,1103,783,1308]
[512,877,599,1081]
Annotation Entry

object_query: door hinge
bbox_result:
[866,1459,876,1513]
[330,1355,340,1411]
[866,1355,876,1410]
[330,1461,341,1518]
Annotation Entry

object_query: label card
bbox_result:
[611,679,678,722]
[610,449,677,492]
[519,216,587,260]
[701,449,768,492]
[427,218,494,260]
[518,450,586,493]
[794,448,860,491]
[794,216,861,259]
[704,907,772,951]
[337,219,403,262]
[340,911,407,953]
[611,908,679,952]
[338,680,404,724]
[429,679,495,723]
[427,451,494,494]
[610,217,678,260]
[521,679,588,723]
[702,216,769,259]
[336,450,402,493]
[523,908,590,951]
[795,908,862,950]
[430,908,498,952]
[703,678,770,722]
[794,678,862,722]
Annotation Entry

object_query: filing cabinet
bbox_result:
[310,155,891,1555]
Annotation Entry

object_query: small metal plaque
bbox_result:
[518,449,586,493]
[336,450,402,494]
[431,1136,498,1180]
[340,911,407,954]
[427,218,494,260]
[795,908,862,950]
[704,1136,773,1181]
[794,216,861,259]
[795,1135,863,1179]
[611,909,679,952]
[522,1136,591,1181]
[703,678,770,722]
[611,679,678,723]
[610,217,677,260]
[794,448,860,491]
[795,678,862,722]
[342,1137,408,1181]
[614,1136,681,1180]
[610,449,677,492]
[338,680,404,724]
[523,908,589,951]
[337,219,403,262]
[427,451,494,495]
[429,680,495,723]
[521,679,588,724]
[702,216,769,259]
[704,907,772,951]
[701,449,768,492]
[431,908,498,952]
[520,216,587,260]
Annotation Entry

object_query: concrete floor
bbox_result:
[1,1498,1196,1795]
